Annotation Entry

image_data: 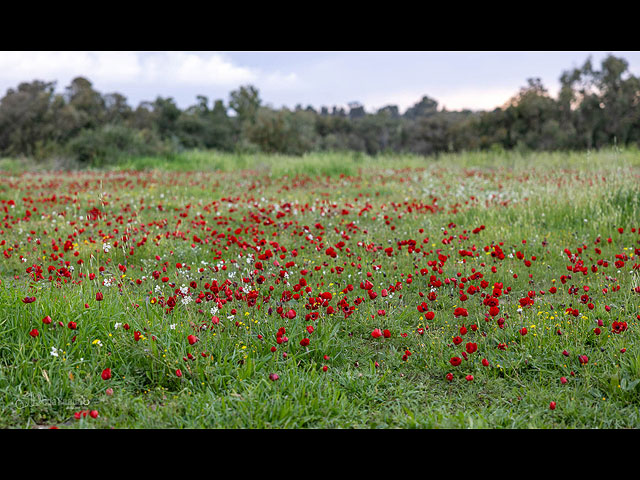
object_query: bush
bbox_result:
[66,124,165,166]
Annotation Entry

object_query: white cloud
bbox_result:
[159,52,258,86]
[0,51,142,84]
[0,51,261,90]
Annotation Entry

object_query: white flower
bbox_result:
[115,322,122,329]
[179,285,189,295]
[103,242,112,253]
[170,324,176,330]
[181,296,192,305]
[103,278,113,287]
[50,346,59,357]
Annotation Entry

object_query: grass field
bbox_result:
[1,149,639,428]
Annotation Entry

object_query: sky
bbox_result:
[1,51,639,114]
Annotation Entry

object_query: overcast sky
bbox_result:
[1,51,639,113]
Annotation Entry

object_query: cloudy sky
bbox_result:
[1,51,639,113]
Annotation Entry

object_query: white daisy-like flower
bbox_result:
[103,242,112,253]
[115,322,122,329]
[170,324,176,330]
[50,346,59,357]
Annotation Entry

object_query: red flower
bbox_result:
[89,410,99,419]
[383,329,391,338]
[101,368,112,380]
[520,327,528,336]
[578,355,589,365]
[300,338,310,347]
[134,331,142,341]
[187,334,198,345]
[42,315,52,325]
[453,307,468,317]
[453,336,463,345]
[465,342,478,354]
[446,373,454,381]
[450,356,462,367]
[96,292,103,301]
[29,328,39,338]
[269,373,279,381]
[22,296,36,304]
[68,321,77,330]
[176,369,182,377]
[482,358,489,367]
[549,402,556,410]
[465,375,474,381]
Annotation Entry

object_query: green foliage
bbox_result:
[1,55,639,163]
[66,124,165,166]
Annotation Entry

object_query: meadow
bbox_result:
[1,149,639,428]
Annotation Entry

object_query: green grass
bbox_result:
[1,148,639,428]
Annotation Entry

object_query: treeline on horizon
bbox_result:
[1,54,639,166]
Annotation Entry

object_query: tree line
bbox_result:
[1,54,639,165]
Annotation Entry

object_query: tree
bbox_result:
[65,77,106,130]
[104,92,133,124]
[404,96,438,119]
[151,97,181,140]
[229,85,261,126]
[0,80,57,156]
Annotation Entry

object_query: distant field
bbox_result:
[1,149,639,428]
